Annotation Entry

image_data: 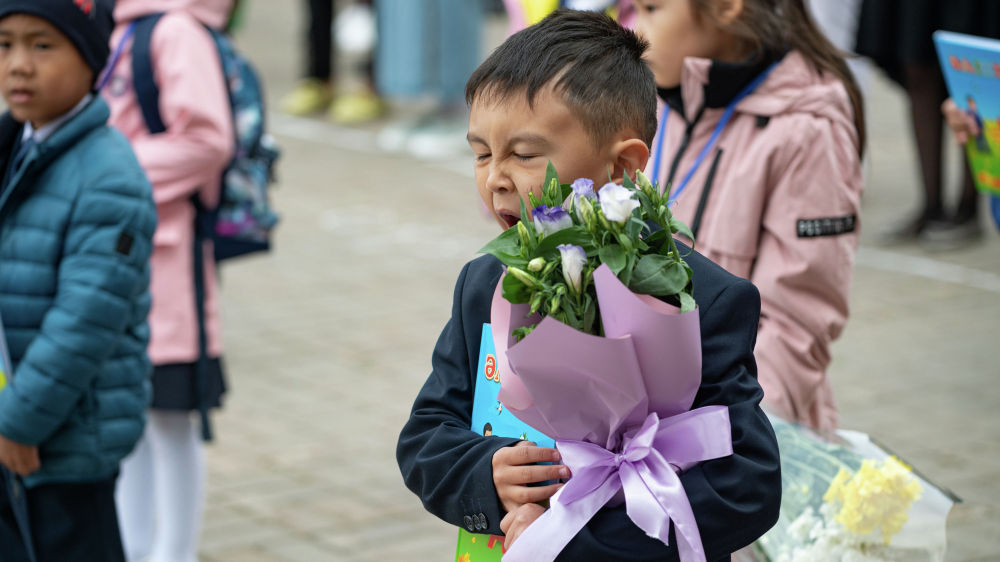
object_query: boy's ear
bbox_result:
[608,138,650,184]
[712,0,744,26]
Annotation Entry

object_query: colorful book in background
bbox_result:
[455,324,555,562]
[0,309,11,392]
[933,31,1000,196]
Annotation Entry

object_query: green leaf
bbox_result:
[598,245,627,275]
[502,271,532,304]
[519,198,537,245]
[622,173,637,191]
[626,214,646,239]
[583,294,597,334]
[479,227,520,259]
[671,217,694,242]
[558,182,573,204]
[544,161,559,194]
[619,254,634,286]
[533,227,593,258]
[680,291,696,313]
[629,255,689,296]
[561,301,581,329]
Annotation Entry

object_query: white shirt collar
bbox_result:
[22,93,94,145]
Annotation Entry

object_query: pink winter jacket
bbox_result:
[103,0,235,365]
[647,52,863,432]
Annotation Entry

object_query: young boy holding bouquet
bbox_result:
[396,9,780,561]
[0,0,156,559]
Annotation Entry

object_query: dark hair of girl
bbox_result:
[691,0,867,156]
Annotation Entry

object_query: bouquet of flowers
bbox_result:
[480,165,732,562]
[750,415,956,562]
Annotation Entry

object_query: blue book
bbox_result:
[933,31,1000,195]
[455,324,554,562]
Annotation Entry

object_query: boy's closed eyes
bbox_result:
[467,85,647,232]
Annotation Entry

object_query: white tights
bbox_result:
[116,410,205,562]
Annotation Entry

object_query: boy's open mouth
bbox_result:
[498,210,521,229]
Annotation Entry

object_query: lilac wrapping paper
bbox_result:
[491,265,734,562]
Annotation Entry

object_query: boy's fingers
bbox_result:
[497,463,569,486]
[494,443,561,467]
[500,509,515,535]
[504,483,563,506]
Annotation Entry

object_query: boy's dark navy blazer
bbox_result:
[397,245,781,561]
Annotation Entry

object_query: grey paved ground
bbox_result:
[196,4,1000,560]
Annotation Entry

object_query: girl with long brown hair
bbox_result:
[634,0,865,433]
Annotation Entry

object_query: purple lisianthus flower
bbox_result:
[598,182,639,224]
[557,244,587,294]
[532,205,573,236]
[571,178,597,200]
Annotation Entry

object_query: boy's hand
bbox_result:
[0,434,40,476]
[500,502,547,549]
[492,441,569,514]
[942,98,980,145]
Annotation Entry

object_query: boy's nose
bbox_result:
[486,163,513,194]
[7,48,33,75]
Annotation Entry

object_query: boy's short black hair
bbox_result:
[466,9,658,146]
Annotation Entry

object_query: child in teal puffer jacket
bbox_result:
[0,0,156,560]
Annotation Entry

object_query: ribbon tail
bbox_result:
[501,473,623,562]
[621,458,707,562]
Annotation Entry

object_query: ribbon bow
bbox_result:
[502,407,733,562]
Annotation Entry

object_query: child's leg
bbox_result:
[904,62,947,223]
[27,477,125,561]
[0,481,33,562]
[116,426,156,561]
[148,409,204,562]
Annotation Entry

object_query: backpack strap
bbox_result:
[131,13,167,135]
[132,12,216,440]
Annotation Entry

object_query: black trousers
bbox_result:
[306,0,334,80]
[304,0,376,83]
[0,475,125,562]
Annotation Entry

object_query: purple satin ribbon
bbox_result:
[501,407,733,562]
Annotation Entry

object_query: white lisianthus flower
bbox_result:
[598,182,639,224]
[557,244,587,294]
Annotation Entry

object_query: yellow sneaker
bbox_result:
[329,91,387,125]
[280,79,333,116]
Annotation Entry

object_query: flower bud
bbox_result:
[517,221,531,247]
[549,295,562,315]
[635,170,656,197]
[530,292,544,314]
[508,267,542,289]
[527,257,546,272]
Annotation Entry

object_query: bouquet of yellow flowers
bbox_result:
[753,415,957,562]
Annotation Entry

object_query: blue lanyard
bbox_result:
[650,61,780,204]
[96,23,136,91]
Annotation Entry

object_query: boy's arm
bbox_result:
[0,168,156,446]
[397,260,521,536]
[128,15,235,207]
[556,278,781,562]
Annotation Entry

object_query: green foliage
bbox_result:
[480,161,698,340]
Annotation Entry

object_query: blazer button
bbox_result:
[477,513,489,530]
[464,515,475,531]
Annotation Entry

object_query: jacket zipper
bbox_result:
[691,148,724,240]
[665,104,706,186]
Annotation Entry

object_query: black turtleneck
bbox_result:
[657,49,786,119]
